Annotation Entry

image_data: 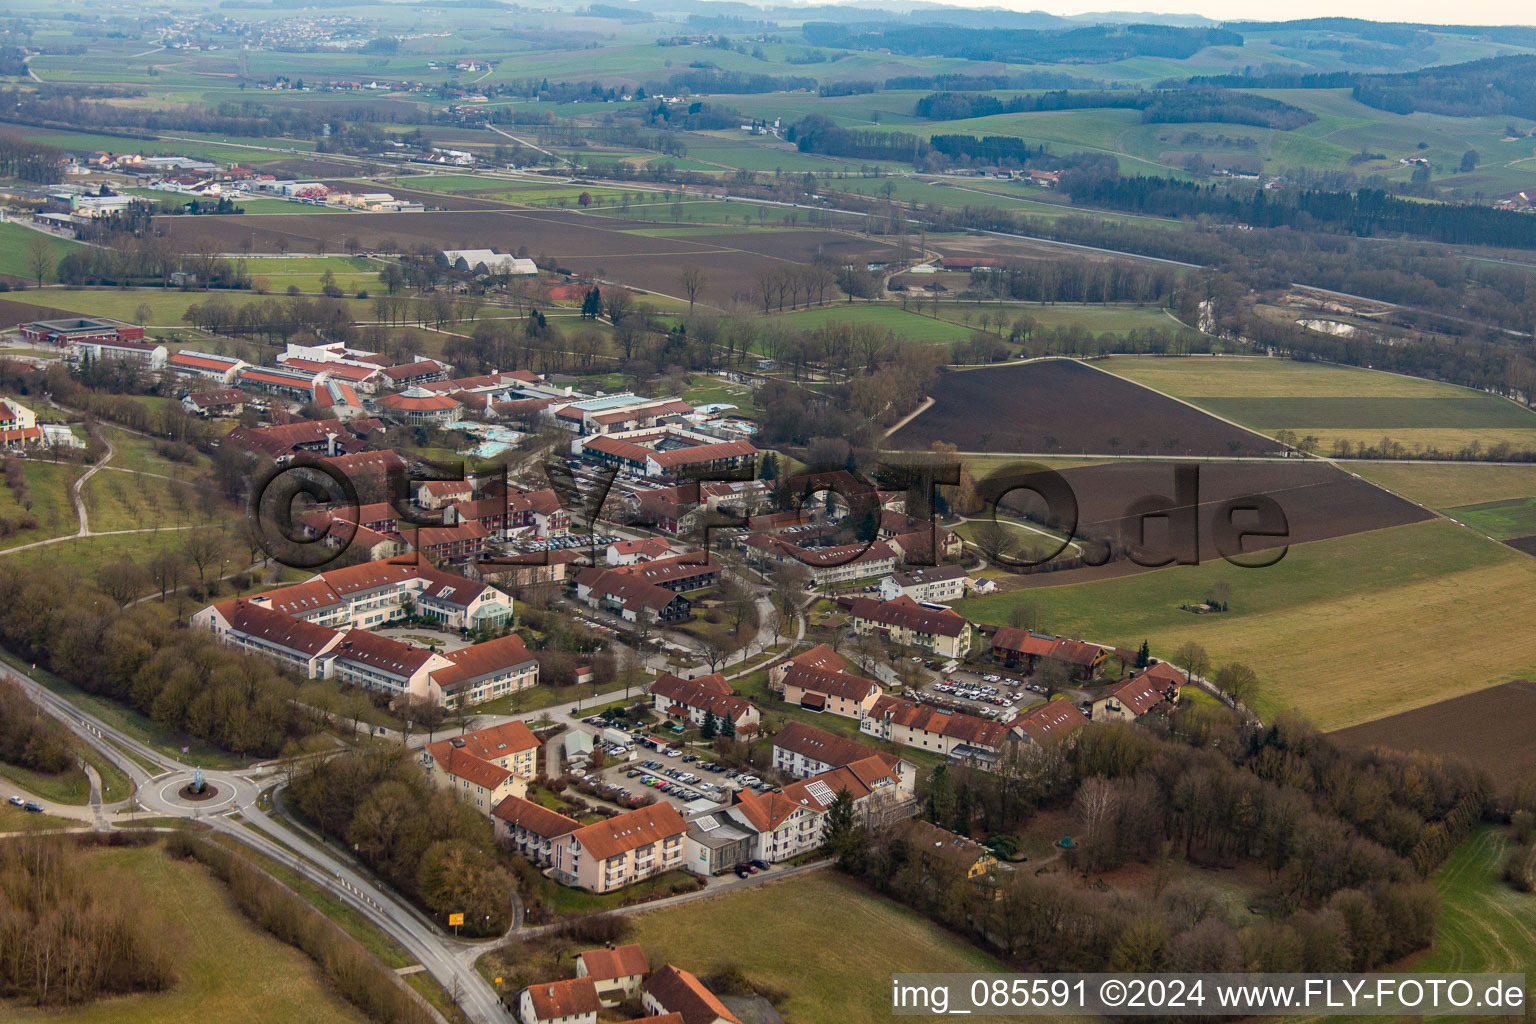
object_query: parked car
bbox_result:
[734,864,752,878]
[7,795,23,807]
[750,859,771,871]
[23,801,43,813]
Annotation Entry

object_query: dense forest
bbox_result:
[829,711,1485,971]
[916,88,1316,130]
[0,137,63,183]
[803,22,1242,63]
[0,561,317,757]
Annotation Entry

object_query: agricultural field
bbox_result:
[958,519,1536,730]
[3,842,371,1024]
[888,358,1281,457]
[1345,462,1536,510]
[1331,681,1536,794]
[627,870,1002,1024]
[1098,355,1536,455]
[1413,829,1536,979]
[152,208,903,304]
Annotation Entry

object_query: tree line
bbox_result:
[916,88,1315,130]
[164,832,439,1024]
[1065,171,1536,249]
[0,678,75,776]
[801,22,1241,63]
[0,835,173,1006]
[0,137,63,184]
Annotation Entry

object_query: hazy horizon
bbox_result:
[761,0,1535,28]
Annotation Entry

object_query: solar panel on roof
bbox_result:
[806,780,835,804]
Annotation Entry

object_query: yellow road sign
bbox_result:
[448,913,464,927]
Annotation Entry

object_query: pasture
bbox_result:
[0,223,82,284]
[627,870,1002,1024]
[958,519,1536,731]
[764,304,974,343]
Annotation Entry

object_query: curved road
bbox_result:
[3,666,512,1024]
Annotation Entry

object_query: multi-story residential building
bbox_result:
[181,389,246,417]
[715,756,912,865]
[642,966,743,1024]
[649,673,760,733]
[1091,662,1184,722]
[862,696,1011,763]
[429,637,540,708]
[0,397,41,449]
[517,977,600,1024]
[572,568,692,624]
[848,596,971,660]
[744,534,897,587]
[769,722,915,792]
[553,803,689,894]
[192,598,344,677]
[492,795,579,864]
[422,739,527,814]
[776,651,882,720]
[878,565,970,604]
[1010,698,1090,746]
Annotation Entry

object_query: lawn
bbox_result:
[627,870,1003,1024]
[0,804,76,832]
[0,460,81,550]
[3,843,371,1024]
[957,519,1536,731]
[0,733,134,805]
[1346,462,1536,510]
[101,425,214,477]
[764,304,974,344]
[0,222,82,284]
[550,869,700,916]
[81,471,221,533]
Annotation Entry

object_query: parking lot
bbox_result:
[909,661,1056,720]
[573,724,782,810]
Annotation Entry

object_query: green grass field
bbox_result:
[3,842,370,1024]
[1415,828,1536,977]
[1443,497,1536,540]
[764,304,975,343]
[957,520,1536,730]
[0,223,82,284]
[1099,355,1536,453]
[627,870,1002,1024]
[0,461,82,551]
[1345,463,1536,510]
[0,732,133,805]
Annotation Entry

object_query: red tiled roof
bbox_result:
[375,390,460,412]
[186,389,244,407]
[644,966,743,1024]
[577,943,648,981]
[570,802,687,861]
[650,673,755,723]
[850,596,968,638]
[380,360,445,381]
[772,721,883,769]
[491,794,578,838]
[869,696,1010,749]
[213,598,340,656]
[330,630,439,676]
[1010,699,1088,744]
[524,976,600,1021]
[425,742,512,790]
[780,662,878,704]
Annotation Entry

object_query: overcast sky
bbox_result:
[894,0,1534,25]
